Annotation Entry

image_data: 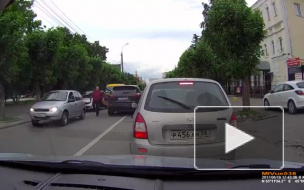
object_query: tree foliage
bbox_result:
[167,0,265,108]
[0,0,40,117]
[0,0,144,117]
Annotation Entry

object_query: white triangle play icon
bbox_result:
[225,123,255,154]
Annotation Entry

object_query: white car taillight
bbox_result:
[134,113,148,139]
[295,90,304,96]
[230,112,237,127]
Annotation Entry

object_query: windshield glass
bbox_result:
[0,0,303,178]
[41,91,68,101]
[83,92,92,98]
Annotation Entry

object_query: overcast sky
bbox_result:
[32,0,257,80]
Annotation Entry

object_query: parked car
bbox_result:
[29,90,86,126]
[82,91,106,111]
[107,85,141,115]
[263,81,304,114]
[130,78,236,159]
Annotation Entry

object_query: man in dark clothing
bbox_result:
[92,86,104,116]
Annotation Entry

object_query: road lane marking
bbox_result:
[74,116,127,156]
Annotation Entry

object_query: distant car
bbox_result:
[29,90,86,126]
[82,91,106,111]
[107,85,141,115]
[263,81,304,114]
[130,78,236,159]
[102,84,125,107]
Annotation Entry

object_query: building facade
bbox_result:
[251,0,304,92]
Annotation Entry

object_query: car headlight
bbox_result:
[30,108,34,112]
[50,107,58,112]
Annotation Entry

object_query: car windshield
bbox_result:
[83,93,92,98]
[1,0,303,180]
[41,91,68,101]
[145,82,229,113]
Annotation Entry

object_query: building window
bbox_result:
[279,37,283,52]
[272,2,277,17]
[264,44,268,56]
[266,7,270,20]
[271,41,275,55]
[295,3,302,17]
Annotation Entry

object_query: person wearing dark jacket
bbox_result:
[92,86,104,116]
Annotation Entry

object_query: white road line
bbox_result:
[74,116,127,156]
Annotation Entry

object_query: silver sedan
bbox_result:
[29,90,86,126]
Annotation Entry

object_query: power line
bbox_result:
[35,1,66,27]
[39,0,79,33]
[49,0,94,41]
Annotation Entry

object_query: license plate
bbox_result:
[118,97,128,101]
[169,130,210,140]
[36,113,46,118]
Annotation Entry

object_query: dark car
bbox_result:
[107,85,141,115]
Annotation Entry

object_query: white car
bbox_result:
[263,81,304,114]
[30,90,86,126]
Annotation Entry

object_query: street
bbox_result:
[0,98,303,164]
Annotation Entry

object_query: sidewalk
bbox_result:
[0,104,31,130]
[229,96,263,106]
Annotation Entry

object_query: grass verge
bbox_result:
[5,99,36,106]
[0,117,22,123]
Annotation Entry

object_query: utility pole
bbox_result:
[121,43,129,73]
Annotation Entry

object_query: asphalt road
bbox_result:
[0,99,303,165]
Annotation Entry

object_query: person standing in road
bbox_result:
[92,86,104,116]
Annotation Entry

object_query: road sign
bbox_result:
[287,57,300,67]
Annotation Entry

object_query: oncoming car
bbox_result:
[263,81,304,114]
[130,78,236,159]
[30,90,86,126]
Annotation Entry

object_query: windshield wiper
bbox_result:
[0,160,303,179]
[157,96,191,110]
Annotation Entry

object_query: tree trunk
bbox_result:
[34,79,41,101]
[0,81,5,118]
[242,76,251,111]
[228,79,231,95]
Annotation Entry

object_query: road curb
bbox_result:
[0,120,31,130]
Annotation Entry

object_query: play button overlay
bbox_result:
[225,123,255,154]
[194,106,284,170]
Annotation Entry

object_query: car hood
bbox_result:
[0,153,303,169]
[32,101,65,109]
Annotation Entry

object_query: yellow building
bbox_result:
[252,0,304,90]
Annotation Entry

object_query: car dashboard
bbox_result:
[0,166,302,190]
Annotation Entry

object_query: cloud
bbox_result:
[33,0,256,80]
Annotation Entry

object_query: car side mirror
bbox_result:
[270,90,274,94]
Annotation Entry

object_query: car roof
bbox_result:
[113,85,139,88]
[147,78,220,85]
[49,90,79,93]
[278,81,303,85]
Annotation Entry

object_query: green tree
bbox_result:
[27,28,63,100]
[0,0,40,117]
[203,0,265,108]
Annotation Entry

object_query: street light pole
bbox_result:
[121,43,129,73]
